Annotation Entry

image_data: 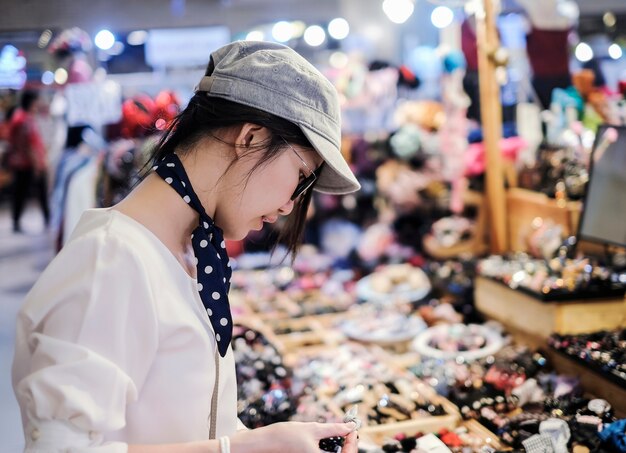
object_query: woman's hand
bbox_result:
[230,421,358,453]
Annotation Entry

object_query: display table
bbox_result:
[545,347,626,417]
[474,276,626,340]
[476,276,626,417]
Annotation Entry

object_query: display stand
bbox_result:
[545,348,626,417]
[475,277,626,416]
[462,420,509,451]
[475,0,508,253]
[506,188,582,252]
[474,276,626,338]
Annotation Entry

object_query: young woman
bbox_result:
[12,41,360,452]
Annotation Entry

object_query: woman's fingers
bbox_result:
[342,430,359,453]
[313,421,357,439]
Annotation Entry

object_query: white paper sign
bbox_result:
[415,433,453,453]
[146,26,230,68]
[65,80,122,127]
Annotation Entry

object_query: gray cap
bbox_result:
[196,41,360,195]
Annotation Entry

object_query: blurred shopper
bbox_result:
[517,0,579,109]
[7,89,50,232]
[12,42,360,452]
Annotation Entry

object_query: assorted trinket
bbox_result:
[232,325,296,428]
[549,329,626,386]
[412,323,505,362]
[478,253,624,300]
[288,343,449,428]
[379,426,503,453]
[229,253,624,452]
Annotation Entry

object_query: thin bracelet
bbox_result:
[219,436,230,453]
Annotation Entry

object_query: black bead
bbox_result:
[382,443,401,452]
[399,436,417,451]
[319,436,345,452]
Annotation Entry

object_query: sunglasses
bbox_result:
[281,138,324,201]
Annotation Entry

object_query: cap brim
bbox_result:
[299,125,360,195]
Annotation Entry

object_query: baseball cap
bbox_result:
[196,40,360,195]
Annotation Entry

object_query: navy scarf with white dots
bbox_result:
[154,153,233,357]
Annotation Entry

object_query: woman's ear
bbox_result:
[233,123,270,157]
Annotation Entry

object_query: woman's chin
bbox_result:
[223,219,263,241]
[225,228,252,242]
[252,217,264,232]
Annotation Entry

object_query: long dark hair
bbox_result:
[20,90,39,111]
[145,93,315,260]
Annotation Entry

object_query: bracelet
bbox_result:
[219,436,230,453]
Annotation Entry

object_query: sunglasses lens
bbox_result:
[291,174,316,201]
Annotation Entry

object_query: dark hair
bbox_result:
[20,90,39,111]
[66,125,93,148]
[146,93,315,260]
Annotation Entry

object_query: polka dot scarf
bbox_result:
[154,153,233,357]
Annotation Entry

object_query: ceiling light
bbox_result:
[304,25,326,47]
[95,30,115,50]
[54,68,68,85]
[127,30,148,46]
[608,43,622,60]
[41,71,54,85]
[431,6,454,29]
[246,30,265,41]
[272,21,293,43]
[574,42,593,62]
[328,18,350,40]
[382,0,415,24]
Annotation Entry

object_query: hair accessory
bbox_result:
[343,405,361,431]
[539,418,571,453]
[587,399,611,415]
[195,40,360,195]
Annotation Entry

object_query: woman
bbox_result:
[12,41,360,452]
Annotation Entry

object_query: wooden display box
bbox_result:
[361,399,459,446]
[283,344,460,445]
[351,400,503,449]
[475,276,626,340]
[239,287,355,321]
[545,348,626,418]
[266,315,343,353]
[506,188,581,253]
[462,420,509,451]
[233,314,343,356]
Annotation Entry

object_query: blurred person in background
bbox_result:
[7,89,50,232]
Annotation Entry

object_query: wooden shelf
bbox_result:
[544,348,626,418]
[474,276,626,338]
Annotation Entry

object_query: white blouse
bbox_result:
[12,208,239,452]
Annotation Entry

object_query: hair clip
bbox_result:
[343,405,362,431]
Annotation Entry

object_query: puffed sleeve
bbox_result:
[12,227,159,452]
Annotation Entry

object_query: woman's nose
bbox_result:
[278,199,295,216]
